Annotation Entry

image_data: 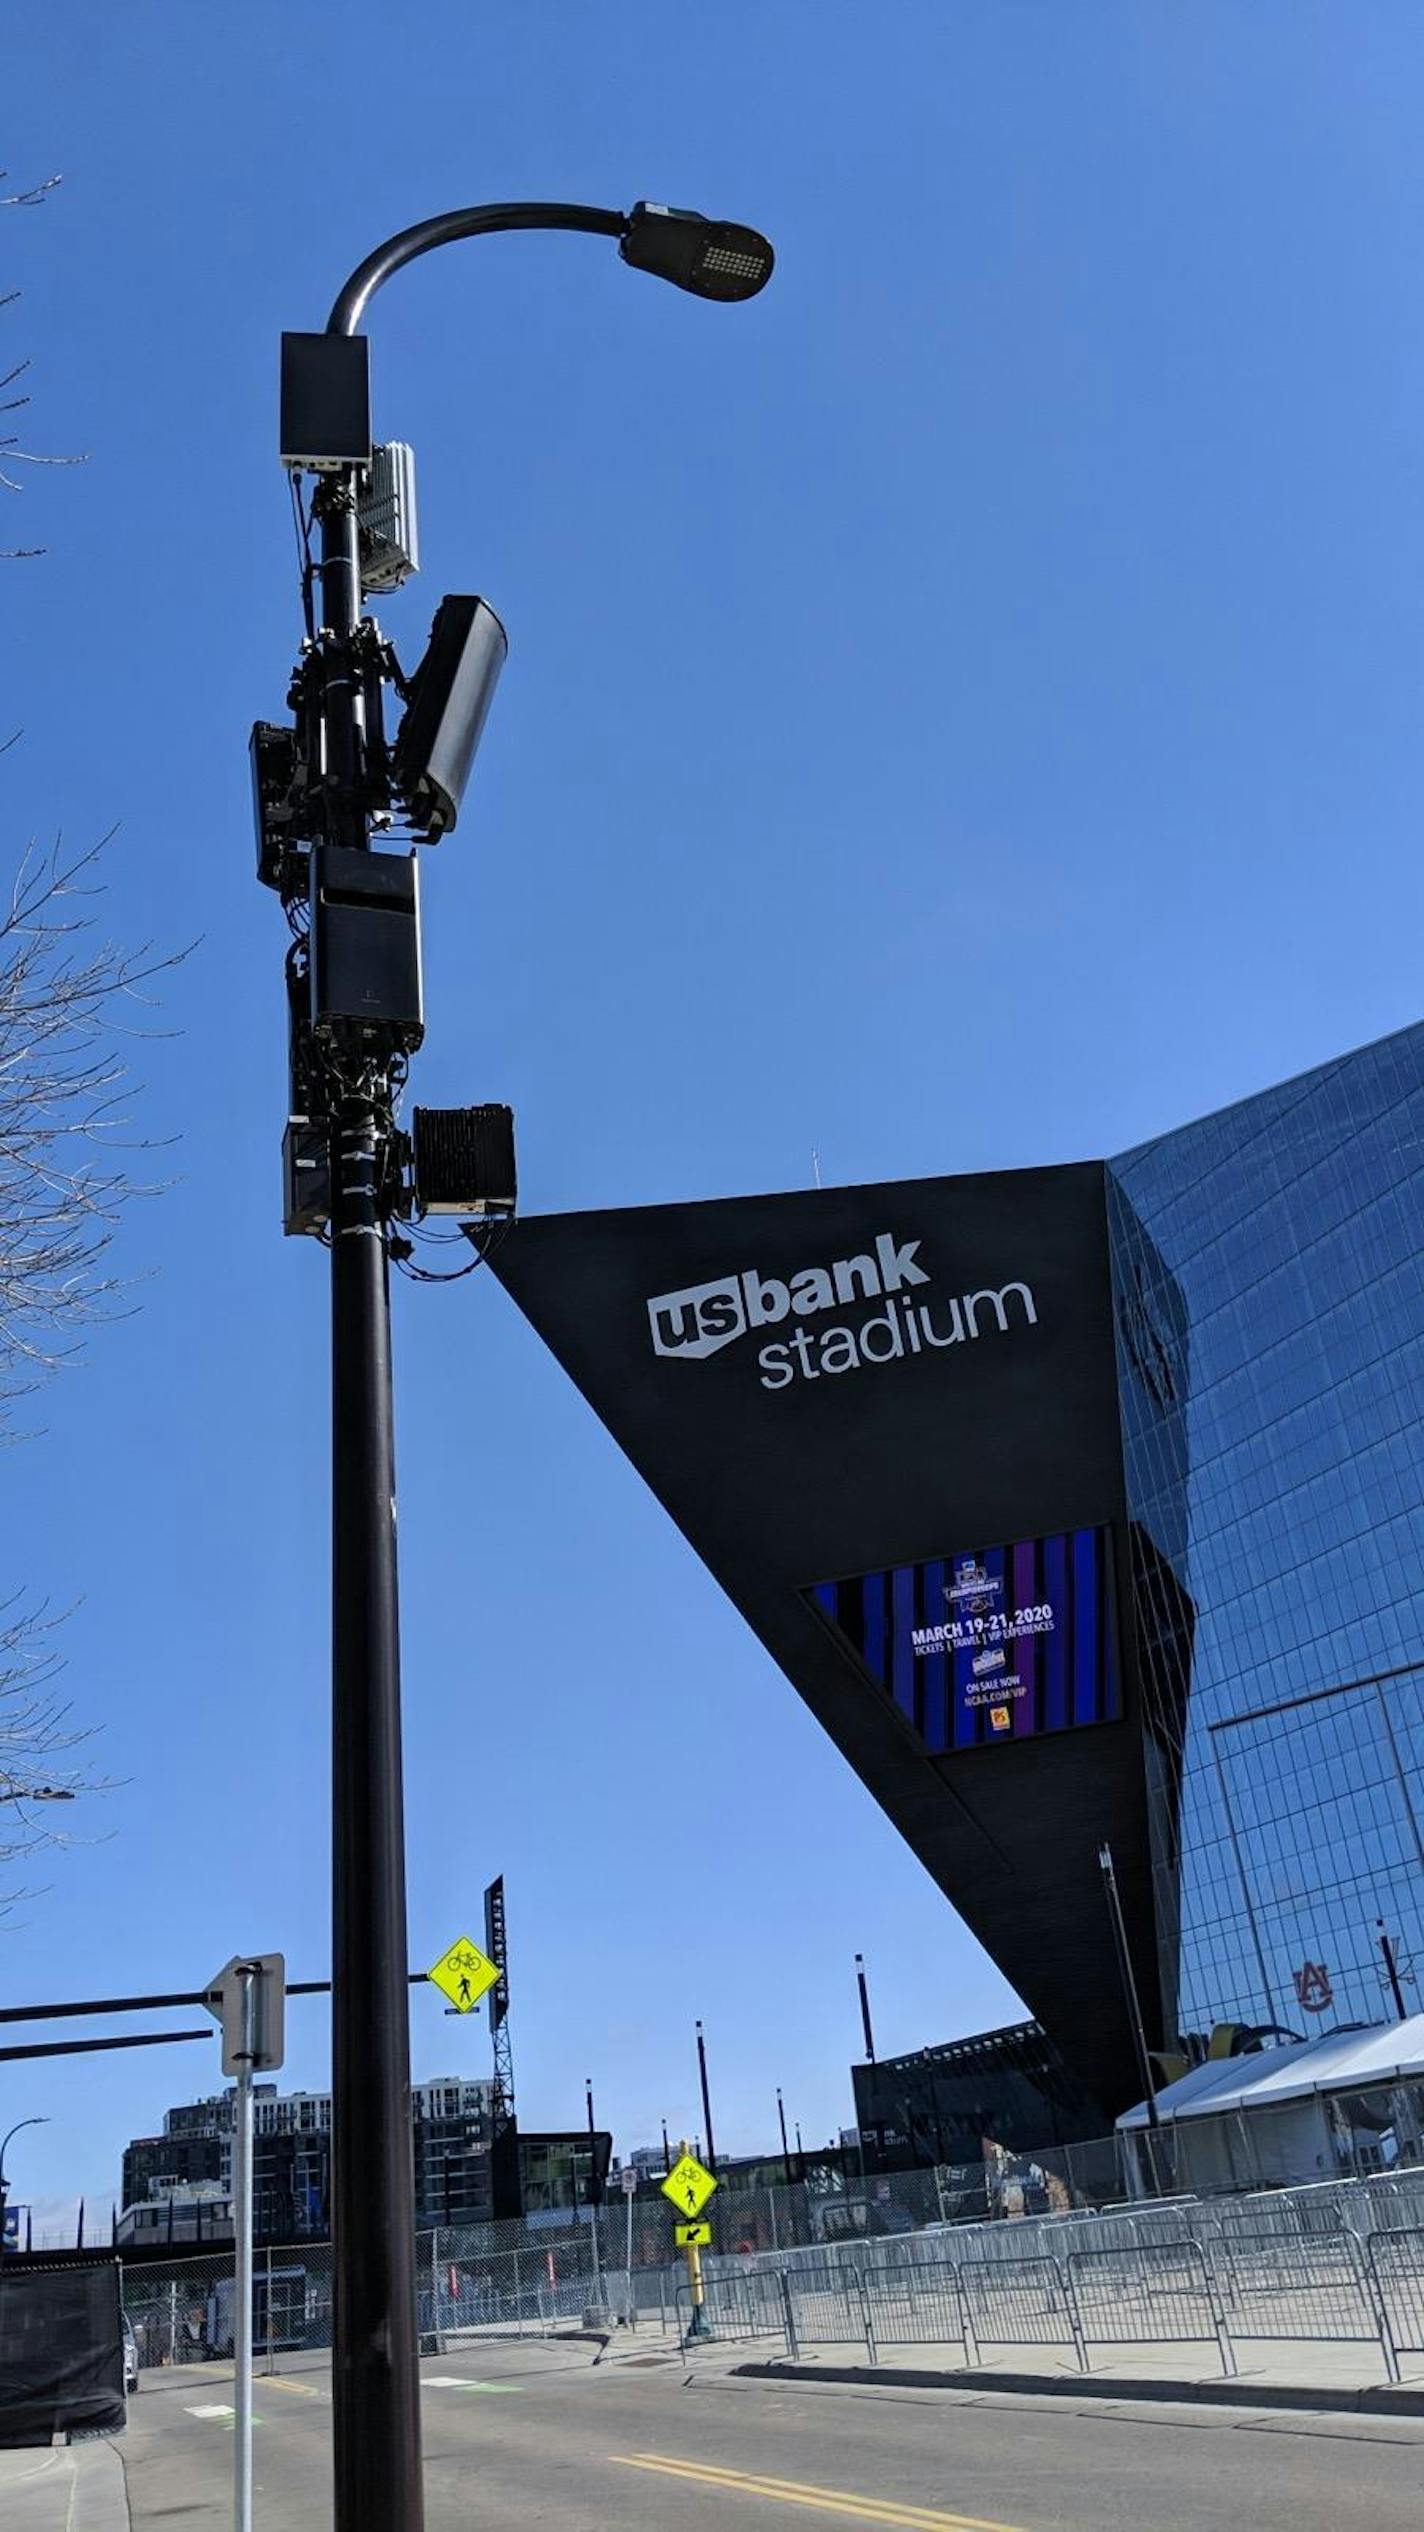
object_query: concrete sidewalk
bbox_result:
[0,2440,128,2531]
[727,2331,1424,2416]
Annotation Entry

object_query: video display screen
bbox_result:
[807,1526,1120,1753]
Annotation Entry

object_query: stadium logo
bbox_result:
[646,1234,1037,1392]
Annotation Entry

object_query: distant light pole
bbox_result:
[776,2087,792,2186]
[263,192,772,2532]
[660,2118,671,2173]
[854,1952,883,2178]
[585,2078,603,2306]
[0,2117,48,2258]
[1098,1842,1161,2187]
[1378,1920,1409,2022]
[695,2021,717,2172]
[854,1954,877,2061]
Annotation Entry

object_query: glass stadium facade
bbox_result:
[1108,1022,1424,2048]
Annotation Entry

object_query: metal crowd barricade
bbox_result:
[1126,2202,1196,2252]
[958,2256,1083,2367]
[1214,2226,1380,2347]
[1066,2243,1235,2377]
[1215,2192,1311,2242]
[1355,2174,1424,2240]
[1364,2227,1424,2383]
[862,2249,972,2365]
[682,2265,789,2352]
[784,2253,877,2355]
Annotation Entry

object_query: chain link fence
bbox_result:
[120,2245,335,2371]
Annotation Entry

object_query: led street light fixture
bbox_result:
[393,594,507,840]
[619,203,774,302]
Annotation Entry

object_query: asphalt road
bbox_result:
[111,2339,1424,2532]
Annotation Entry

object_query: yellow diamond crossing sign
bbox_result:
[661,2152,718,2220]
[428,1935,499,2014]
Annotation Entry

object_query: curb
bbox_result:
[732,2358,1424,2419]
[72,2442,130,2532]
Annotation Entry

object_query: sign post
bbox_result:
[232,1965,256,2532]
[204,1955,285,2532]
[660,2147,718,2341]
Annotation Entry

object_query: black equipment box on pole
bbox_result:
[280,333,372,472]
[412,1105,516,1217]
[310,846,423,1053]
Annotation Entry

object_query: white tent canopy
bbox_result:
[1117,2013,1424,2132]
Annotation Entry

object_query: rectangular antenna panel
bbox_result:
[359,442,420,593]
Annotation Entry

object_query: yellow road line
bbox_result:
[611,2452,1024,2532]
[263,2376,324,2398]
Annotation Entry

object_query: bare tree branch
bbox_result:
[3,174,86,554]
[0,170,171,1912]
[0,835,184,1410]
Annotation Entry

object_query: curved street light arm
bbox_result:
[0,2114,48,2181]
[327,201,627,336]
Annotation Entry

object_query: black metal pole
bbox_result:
[777,2088,792,2187]
[320,477,423,2532]
[1378,1920,1409,2021]
[0,2030,212,2064]
[695,2021,717,2172]
[660,2118,671,2173]
[271,195,770,2532]
[854,1953,886,2177]
[1098,1842,1161,2191]
[0,1974,425,2024]
[585,2079,600,2200]
[855,1954,876,2061]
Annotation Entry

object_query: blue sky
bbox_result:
[5,3,1424,2228]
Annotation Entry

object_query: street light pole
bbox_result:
[854,1954,877,2061]
[1098,1841,1162,2190]
[0,2116,48,2259]
[1378,1919,1409,2021]
[777,2087,792,2187]
[585,2078,603,2307]
[695,2021,717,2172]
[314,456,425,2532]
[269,195,772,2532]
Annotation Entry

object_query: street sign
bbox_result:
[428,1934,499,2014]
[620,2165,638,2195]
[661,2152,718,2219]
[675,2220,712,2247]
[204,1955,285,2075]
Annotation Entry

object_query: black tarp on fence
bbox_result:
[0,2251,125,2445]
